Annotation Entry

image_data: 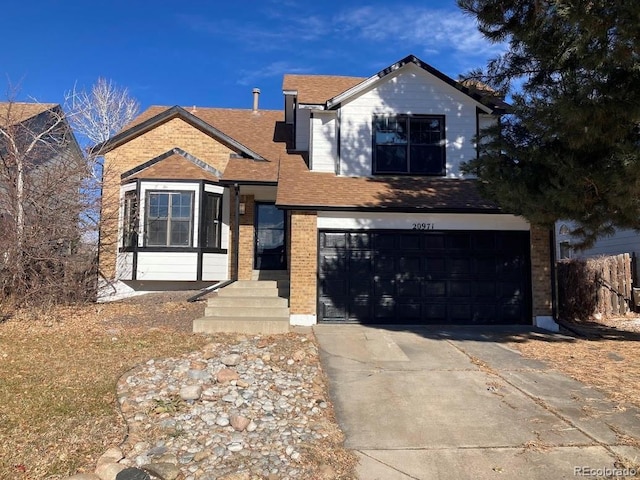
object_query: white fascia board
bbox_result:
[298,104,325,110]
[326,75,379,109]
[283,90,297,96]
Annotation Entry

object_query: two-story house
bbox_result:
[97,55,555,331]
[0,102,84,255]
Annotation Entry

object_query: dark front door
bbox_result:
[254,203,286,270]
[318,230,531,325]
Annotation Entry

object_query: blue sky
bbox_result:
[2,0,503,113]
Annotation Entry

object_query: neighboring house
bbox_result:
[97,55,555,330]
[556,223,640,281]
[0,102,84,252]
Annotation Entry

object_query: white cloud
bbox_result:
[333,6,505,59]
[176,12,325,51]
[176,4,506,77]
[236,61,314,86]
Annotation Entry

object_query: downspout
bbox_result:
[233,183,240,281]
[550,227,558,321]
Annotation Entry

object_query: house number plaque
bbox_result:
[411,223,435,230]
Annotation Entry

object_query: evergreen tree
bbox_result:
[458,0,640,247]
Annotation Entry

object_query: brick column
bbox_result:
[289,211,317,325]
[530,224,554,323]
[237,195,255,281]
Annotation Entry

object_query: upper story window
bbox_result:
[146,191,193,247]
[373,115,445,175]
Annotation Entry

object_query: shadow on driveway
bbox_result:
[314,324,640,480]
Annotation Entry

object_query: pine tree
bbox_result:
[458,0,640,247]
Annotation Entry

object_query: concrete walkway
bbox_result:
[314,325,640,480]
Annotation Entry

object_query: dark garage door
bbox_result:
[318,230,531,325]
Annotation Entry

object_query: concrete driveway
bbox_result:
[314,325,640,480]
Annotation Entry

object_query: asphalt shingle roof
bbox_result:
[282,75,365,104]
[122,153,220,182]
[276,154,499,212]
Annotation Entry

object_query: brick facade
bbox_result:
[99,118,234,279]
[289,211,318,315]
[530,224,553,318]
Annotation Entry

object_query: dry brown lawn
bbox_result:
[508,316,640,412]
[0,293,357,480]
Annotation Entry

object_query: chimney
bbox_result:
[252,88,261,112]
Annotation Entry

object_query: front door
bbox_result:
[254,203,286,270]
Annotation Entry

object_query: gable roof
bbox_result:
[282,75,365,104]
[94,106,269,160]
[100,105,302,184]
[121,147,222,182]
[325,55,508,113]
[0,102,59,127]
[282,55,508,113]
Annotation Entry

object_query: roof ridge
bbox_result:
[283,74,366,79]
[143,105,283,113]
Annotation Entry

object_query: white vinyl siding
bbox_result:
[295,108,310,151]
[116,252,134,281]
[338,63,484,178]
[136,252,198,281]
[202,253,230,281]
[310,112,338,173]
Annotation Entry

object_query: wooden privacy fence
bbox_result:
[557,253,633,320]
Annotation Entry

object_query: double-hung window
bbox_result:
[146,191,193,247]
[373,115,446,175]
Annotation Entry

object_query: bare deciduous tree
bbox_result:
[0,78,139,309]
[64,78,140,294]
[0,97,87,306]
[64,77,139,243]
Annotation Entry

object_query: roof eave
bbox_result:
[275,204,504,213]
[219,179,278,186]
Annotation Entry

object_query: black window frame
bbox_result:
[372,114,446,176]
[122,190,138,248]
[201,191,223,250]
[145,190,194,247]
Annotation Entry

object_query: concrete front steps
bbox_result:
[193,279,290,334]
